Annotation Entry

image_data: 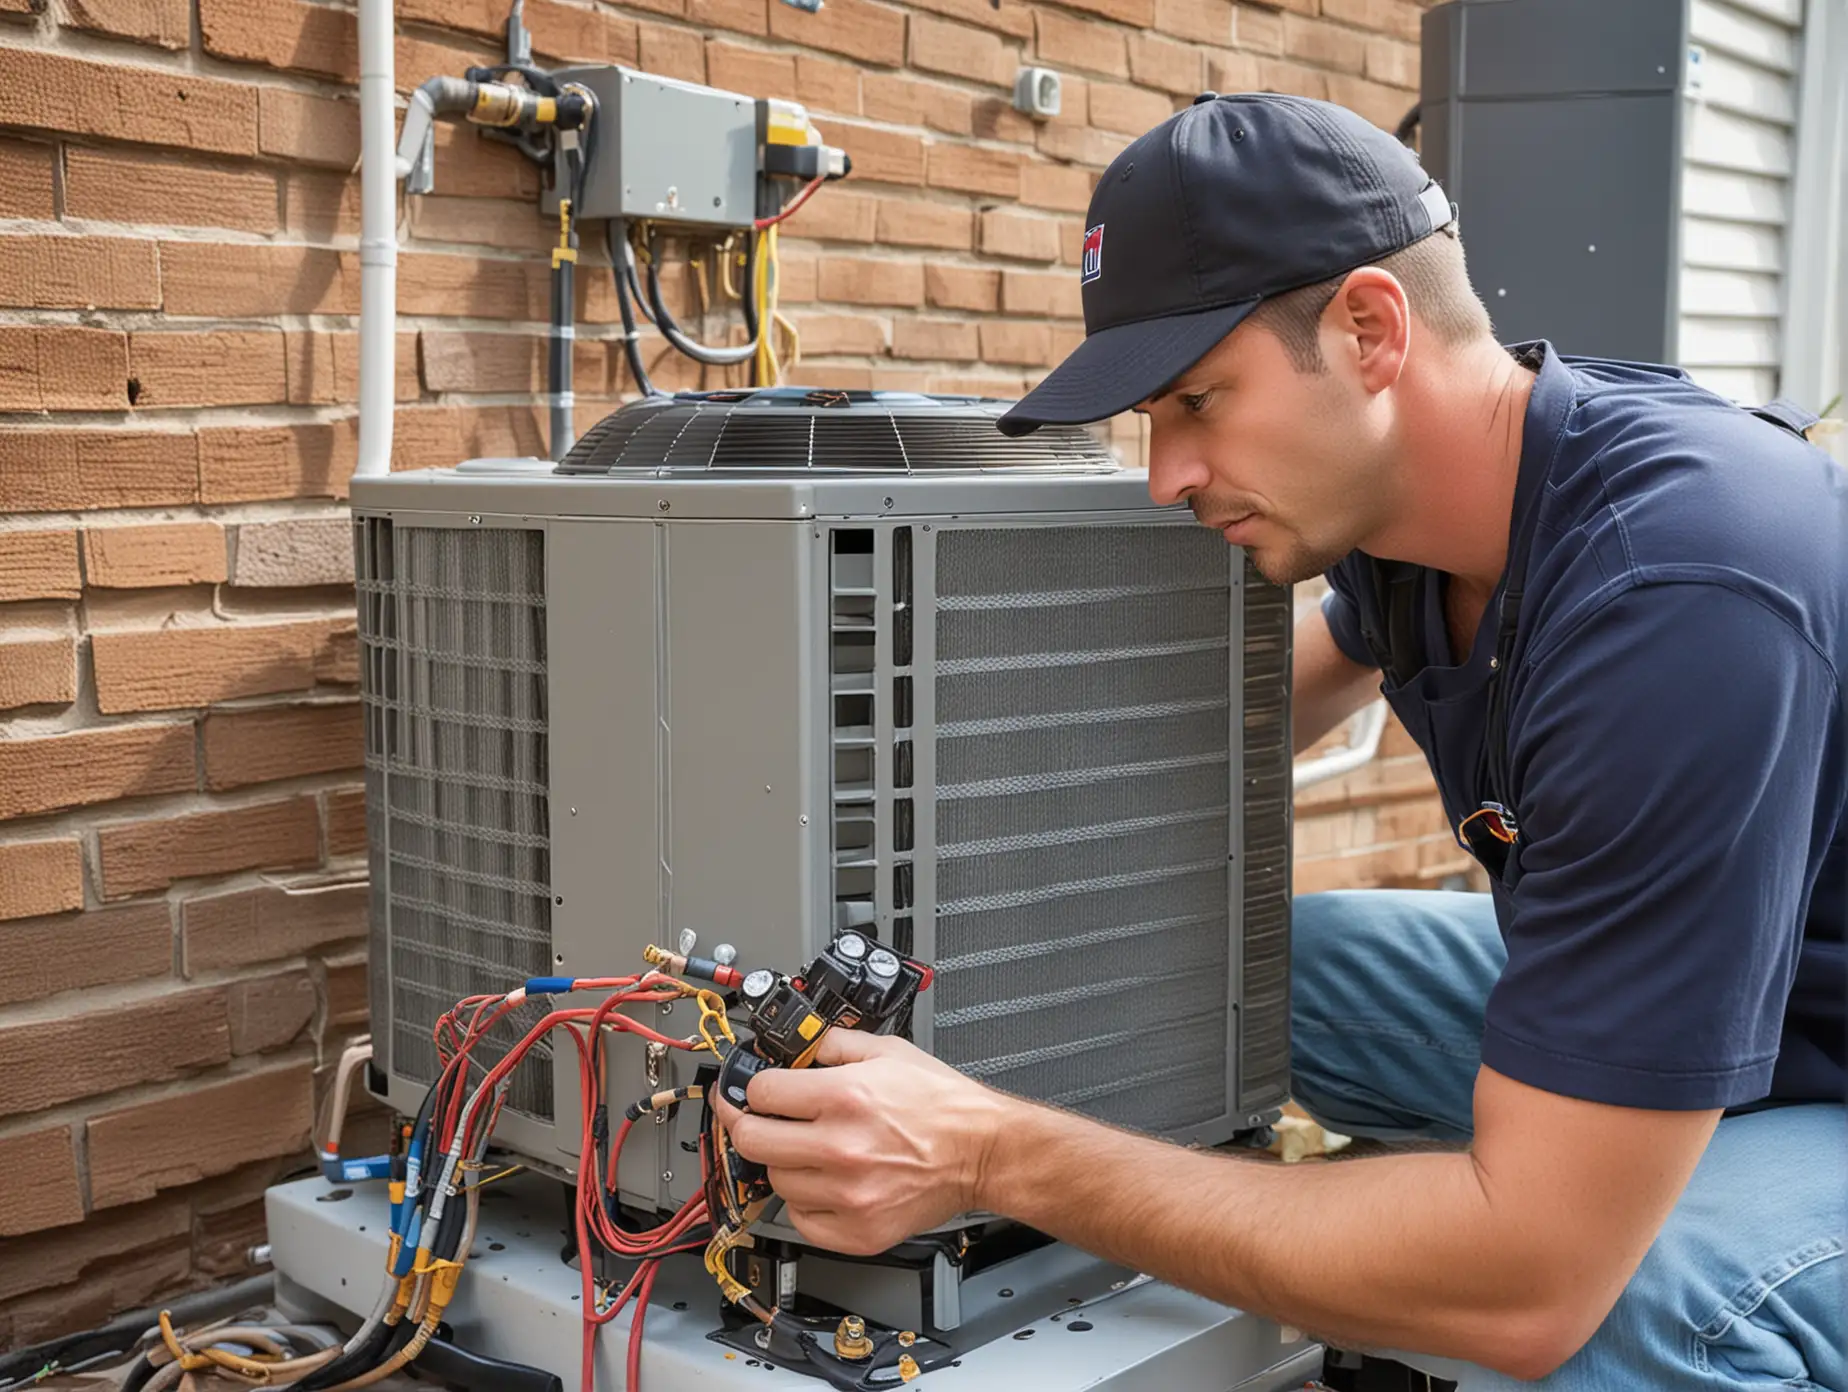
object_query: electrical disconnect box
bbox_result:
[545,66,760,226]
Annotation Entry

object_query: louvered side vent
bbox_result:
[830,531,878,936]
[356,519,557,1122]
[1237,559,1292,1114]
[930,526,1234,1133]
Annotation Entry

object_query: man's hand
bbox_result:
[709,1030,1013,1255]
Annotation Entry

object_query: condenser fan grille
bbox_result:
[557,388,1115,474]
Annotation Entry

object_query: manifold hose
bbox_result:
[610,220,661,398]
[639,232,758,367]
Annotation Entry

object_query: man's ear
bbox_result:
[1323,267,1410,395]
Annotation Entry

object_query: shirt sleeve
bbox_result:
[1319,564,1379,670]
[1482,581,1838,1110]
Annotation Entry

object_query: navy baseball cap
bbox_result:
[997,93,1455,437]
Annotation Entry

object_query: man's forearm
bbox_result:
[979,1098,1554,1375]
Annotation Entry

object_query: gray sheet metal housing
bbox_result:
[352,457,1293,1217]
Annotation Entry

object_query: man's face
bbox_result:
[1137,316,1395,586]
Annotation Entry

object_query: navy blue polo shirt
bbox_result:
[1322,343,1847,1111]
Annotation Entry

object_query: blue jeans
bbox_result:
[1290,890,1846,1390]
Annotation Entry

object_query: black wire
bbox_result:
[641,229,757,367]
[609,220,661,398]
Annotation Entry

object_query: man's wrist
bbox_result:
[966,1091,1057,1220]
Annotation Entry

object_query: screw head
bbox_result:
[469,514,482,525]
[662,1170,673,1183]
[882,496,894,509]
[658,499,671,512]
[799,814,809,826]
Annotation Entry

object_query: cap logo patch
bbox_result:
[1080,224,1105,285]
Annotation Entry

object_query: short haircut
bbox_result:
[1246,224,1494,372]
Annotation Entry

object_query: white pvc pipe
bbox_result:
[355,0,397,481]
[1292,699,1388,792]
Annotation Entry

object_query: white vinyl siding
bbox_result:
[1679,0,1806,404]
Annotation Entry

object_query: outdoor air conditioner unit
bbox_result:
[352,388,1294,1221]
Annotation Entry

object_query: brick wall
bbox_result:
[0,0,1437,1343]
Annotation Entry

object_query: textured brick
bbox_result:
[904,0,1030,38]
[64,0,190,46]
[0,326,130,413]
[317,622,359,685]
[323,954,369,1029]
[1060,0,1152,29]
[1235,3,1283,52]
[1321,0,1419,43]
[980,208,1061,261]
[0,236,160,311]
[928,371,1030,397]
[798,55,863,116]
[0,637,77,712]
[398,252,547,320]
[1019,161,1096,213]
[770,0,903,65]
[128,331,288,409]
[4,431,199,519]
[1037,121,1131,167]
[0,1239,194,1350]
[85,523,228,589]
[1365,34,1419,88]
[925,263,1000,312]
[784,190,878,244]
[1012,268,1079,317]
[926,144,1021,198]
[0,141,56,218]
[1155,0,1232,44]
[979,320,1054,366]
[196,424,355,505]
[971,95,1037,144]
[1326,72,1410,129]
[389,404,546,472]
[874,200,975,251]
[98,796,321,897]
[1284,12,1368,74]
[1088,81,1176,136]
[0,724,196,822]
[0,1127,82,1238]
[910,15,1013,88]
[283,330,419,404]
[91,621,338,714]
[638,22,705,82]
[526,0,620,60]
[706,41,796,100]
[203,702,361,790]
[325,786,366,856]
[0,902,174,1008]
[419,329,550,393]
[87,1063,314,1209]
[0,530,80,603]
[161,243,351,317]
[0,988,230,1115]
[64,148,280,234]
[259,89,358,168]
[826,122,926,186]
[1207,49,1264,91]
[1254,57,1331,100]
[786,313,889,357]
[0,840,84,922]
[0,1192,187,1304]
[860,75,974,134]
[394,34,501,91]
[0,49,259,156]
[891,317,980,361]
[1034,10,1127,77]
[182,882,366,972]
[231,517,355,589]
[690,0,767,36]
[819,256,925,307]
[227,970,316,1054]
[1130,31,1206,94]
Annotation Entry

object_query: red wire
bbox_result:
[754,176,823,229]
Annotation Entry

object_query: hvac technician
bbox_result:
[715,95,1848,1388]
